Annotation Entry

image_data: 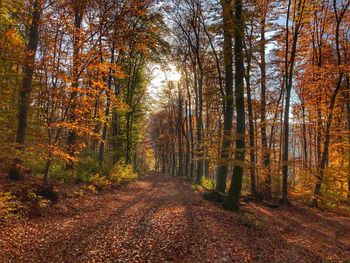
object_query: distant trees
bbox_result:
[149,0,350,209]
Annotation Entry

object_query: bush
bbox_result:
[0,191,22,220]
[77,156,102,175]
[87,163,138,191]
[50,163,66,181]
[26,190,53,215]
[201,177,215,190]
[109,163,138,184]
[90,173,111,190]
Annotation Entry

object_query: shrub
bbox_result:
[26,190,52,215]
[77,156,101,174]
[201,177,215,190]
[50,163,66,181]
[90,173,112,190]
[109,163,138,184]
[84,185,97,194]
[0,191,22,220]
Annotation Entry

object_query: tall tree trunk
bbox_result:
[301,98,308,169]
[185,68,195,179]
[16,0,43,145]
[224,0,245,211]
[346,77,350,205]
[215,0,233,193]
[282,0,305,204]
[185,101,190,178]
[98,46,115,165]
[177,89,184,177]
[125,112,132,164]
[67,2,84,170]
[195,75,204,184]
[244,39,256,196]
[259,15,272,198]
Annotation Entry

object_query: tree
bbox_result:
[15,0,43,145]
[281,0,306,204]
[312,0,349,206]
[215,0,234,193]
[224,0,245,211]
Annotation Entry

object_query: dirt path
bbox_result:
[1,172,350,263]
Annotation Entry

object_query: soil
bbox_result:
[1,172,349,262]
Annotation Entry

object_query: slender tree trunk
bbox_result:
[98,46,115,165]
[125,112,133,164]
[224,0,245,211]
[281,0,292,204]
[301,98,308,169]
[244,41,256,196]
[183,61,195,179]
[196,75,204,184]
[260,15,272,198]
[346,77,350,205]
[161,145,166,174]
[67,2,84,170]
[111,82,120,164]
[177,89,184,177]
[16,0,43,145]
[216,0,233,193]
[185,101,190,178]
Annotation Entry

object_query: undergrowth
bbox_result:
[0,157,139,222]
[0,191,22,221]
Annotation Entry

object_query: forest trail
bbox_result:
[1,172,350,263]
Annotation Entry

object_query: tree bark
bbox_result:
[66,2,84,170]
[224,0,245,211]
[282,0,305,204]
[177,87,184,177]
[16,0,43,145]
[244,34,256,196]
[98,46,115,165]
[215,0,233,193]
[259,15,272,198]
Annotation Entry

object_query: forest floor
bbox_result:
[1,172,350,263]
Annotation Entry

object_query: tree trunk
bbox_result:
[224,0,245,211]
[215,0,233,193]
[16,0,43,145]
[185,101,190,178]
[177,89,184,177]
[195,75,204,184]
[98,46,115,165]
[244,39,256,196]
[66,2,84,170]
[346,77,350,205]
[282,0,302,204]
[185,69,195,179]
[259,15,272,198]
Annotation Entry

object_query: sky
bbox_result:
[147,63,181,100]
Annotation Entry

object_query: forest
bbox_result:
[0,0,350,262]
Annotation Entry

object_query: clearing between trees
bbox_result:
[1,172,349,263]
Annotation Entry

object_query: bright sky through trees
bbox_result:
[148,63,181,100]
